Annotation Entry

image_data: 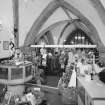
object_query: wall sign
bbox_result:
[3,41,9,50]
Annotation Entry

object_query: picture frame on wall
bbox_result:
[3,41,9,50]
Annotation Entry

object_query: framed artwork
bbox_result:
[3,41,9,50]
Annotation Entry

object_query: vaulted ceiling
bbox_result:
[1,0,105,49]
[23,0,105,48]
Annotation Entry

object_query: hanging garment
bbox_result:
[68,69,76,87]
[53,55,60,73]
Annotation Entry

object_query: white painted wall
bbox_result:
[0,0,13,58]
[0,0,13,33]
[19,0,53,46]
[0,29,14,58]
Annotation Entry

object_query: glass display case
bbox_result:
[0,61,33,97]
[0,61,32,85]
[0,67,8,79]
[11,68,23,80]
[25,65,32,77]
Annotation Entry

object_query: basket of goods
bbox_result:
[61,87,77,105]
[58,66,73,93]
[60,66,77,104]
[32,88,44,104]
[58,73,69,92]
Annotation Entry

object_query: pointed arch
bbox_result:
[59,0,103,47]
[39,31,54,45]
[24,0,104,49]
[34,20,69,44]
[90,0,105,26]
[64,28,93,45]
[57,22,71,44]
[58,20,98,45]
[45,31,54,45]
[24,0,60,46]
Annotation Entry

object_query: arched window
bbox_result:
[64,29,99,63]
[65,29,93,45]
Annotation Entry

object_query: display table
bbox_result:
[0,61,33,96]
[77,76,105,105]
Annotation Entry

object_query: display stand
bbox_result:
[0,61,32,96]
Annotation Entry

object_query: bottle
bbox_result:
[90,65,94,80]
[90,71,93,80]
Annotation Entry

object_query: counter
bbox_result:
[77,76,105,105]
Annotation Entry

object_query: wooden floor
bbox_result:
[44,88,64,105]
[46,76,60,87]
[28,75,64,105]
[41,76,76,105]
[45,76,64,105]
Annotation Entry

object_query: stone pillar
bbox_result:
[12,0,19,48]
